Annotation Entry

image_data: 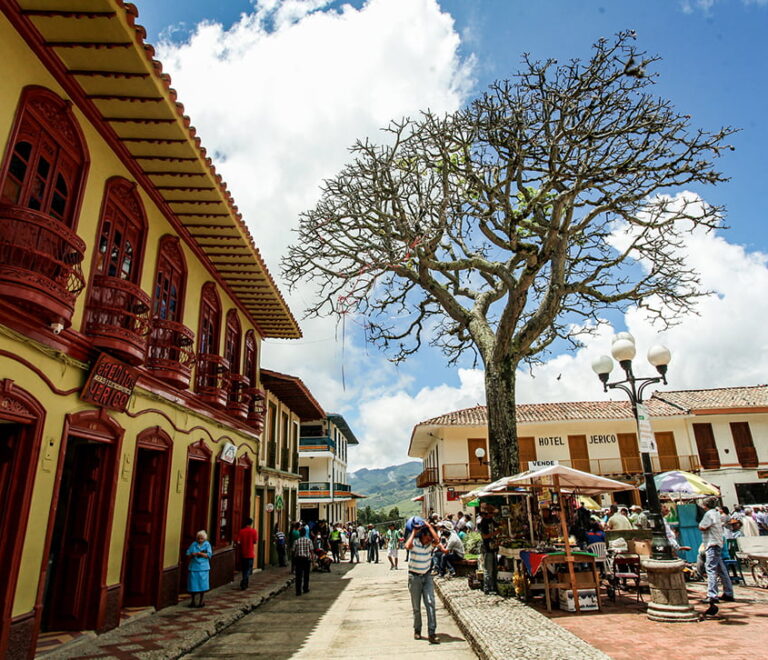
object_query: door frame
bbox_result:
[0,379,46,660]
[179,439,212,582]
[34,408,124,636]
[119,426,172,610]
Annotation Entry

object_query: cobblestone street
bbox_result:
[188,557,475,658]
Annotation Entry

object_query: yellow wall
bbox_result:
[0,12,282,619]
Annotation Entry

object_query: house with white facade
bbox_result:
[299,413,360,522]
[409,385,768,513]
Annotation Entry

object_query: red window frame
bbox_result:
[153,235,186,322]
[197,283,221,357]
[244,330,257,383]
[0,86,87,229]
[212,460,234,547]
[224,310,242,376]
[92,178,146,284]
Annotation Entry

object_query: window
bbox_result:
[693,423,720,470]
[93,178,146,283]
[224,310,242,375]
[1,87,86,227]
[153,236,186,321]
[243,330,257,384]
[268,402,277,468]
[198,283,221,356]
[730,422,758,468]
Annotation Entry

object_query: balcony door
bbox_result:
[618,433,641,473]
[567,435,589,472]
[655,432,679,471]
[467,438,488,480]
[518,437,536,470]
[153,236,185,322]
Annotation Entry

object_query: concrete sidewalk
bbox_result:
[190,557,476,658]
[41,568,292,659]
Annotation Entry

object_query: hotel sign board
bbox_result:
[81,353,138,412]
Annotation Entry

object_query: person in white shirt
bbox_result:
[699,497,734,615]
[606,504,633,531]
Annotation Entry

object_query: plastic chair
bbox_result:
[612,553,644,603]
[723,538,745,585]
[587,542,608,575]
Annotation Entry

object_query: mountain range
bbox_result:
[348,461,422,516]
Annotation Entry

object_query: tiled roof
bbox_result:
[415,385,768,428]
[653,385,768,411]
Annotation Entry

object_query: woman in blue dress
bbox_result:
[186,530,212,607]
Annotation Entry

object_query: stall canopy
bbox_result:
[638,470,720,499]
[463,464,634,498]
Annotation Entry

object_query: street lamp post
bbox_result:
[591,333,698,622]
[591,333,673,560]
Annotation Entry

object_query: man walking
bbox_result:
[235,518,258,590]
[367,524,380,563]
[349,524,360,563]
[386,522,400,570]
[293,527,313,596]
[405,521,444,644]
[699,496,734,616]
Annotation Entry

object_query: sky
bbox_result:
[134,0,768,470]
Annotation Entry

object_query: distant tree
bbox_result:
[388,506,400,520]
[284,32,735,479]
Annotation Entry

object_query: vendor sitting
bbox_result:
[585,521,606,546]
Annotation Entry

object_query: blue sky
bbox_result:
[138,1,768,468]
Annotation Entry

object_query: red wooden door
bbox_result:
[124,447,169,607]
[693,423,720,469]
[568,435,590,472]
[45,438,115,630]
[518,437,536,469]
[0,425,26,626]
[179,458,211,591]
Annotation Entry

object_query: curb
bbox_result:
[434,579,496,660]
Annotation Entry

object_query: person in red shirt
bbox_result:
[236,518,259,589]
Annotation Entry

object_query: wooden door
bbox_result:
[518,437,536,469]
[692,423,720,469]
[298,466,309,482]
[618,433,641,473]
[467,438,489,480]
[45,438,115,630]
[730,422,758,468]
[179,458,210,591]
[655,432,679,471]
[124,447,169,607]
[0,425,26,631]
[567,435,589,472]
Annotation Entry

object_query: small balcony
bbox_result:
[443,463,490,483]
[246,387,265,433]
[299,436,336,454]
[416,467,438,488]
[334,483,352,498]
[195,354,230,408]
[226,373,250,420]
[299,481,331,498]
[84,275,151,365]
[146,318,195,389]
[0,204,86,327]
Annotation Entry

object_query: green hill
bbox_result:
[349,461,422,516]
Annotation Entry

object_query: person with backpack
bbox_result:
[274,524,287,567]
[367,524,380,563]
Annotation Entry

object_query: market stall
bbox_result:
[462,464,636,613]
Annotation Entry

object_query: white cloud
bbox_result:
[681,0,767,13]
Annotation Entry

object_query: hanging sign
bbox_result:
[636,403,658,454]
[266,503,275,512]
[275,495,284,511]
[80,353,138,412]
[220,442,237,464]
[528,460,559,470]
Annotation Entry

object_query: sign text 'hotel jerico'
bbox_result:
[537,434,618,446]
[81,353,139,412]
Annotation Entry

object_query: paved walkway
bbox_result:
[42,568,292,658]
[188,557,476,658]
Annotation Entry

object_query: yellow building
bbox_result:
[409,386,768,516]
[0,3,305,657]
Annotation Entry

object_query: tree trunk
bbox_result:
[484,357,518,480]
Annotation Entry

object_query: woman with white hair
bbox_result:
[741,508,760,536]
[186,530,213,607]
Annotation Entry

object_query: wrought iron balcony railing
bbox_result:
[195,354,230,408]
[146,318,195,389]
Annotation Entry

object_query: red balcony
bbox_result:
[146,318,195,389]
[195,354,230,408]
[246,387,266,433]
[84,275,151,365]
[416,467,438,488]
[226,373,251,420]
[0,204,86,327]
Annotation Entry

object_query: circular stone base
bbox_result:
[646,601,700,623]
[641,558,698,623]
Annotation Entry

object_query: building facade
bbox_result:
[299,413,360,522]
[409,386,768,516]
[0,3,304,658]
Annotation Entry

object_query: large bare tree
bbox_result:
[282,32,735,479]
